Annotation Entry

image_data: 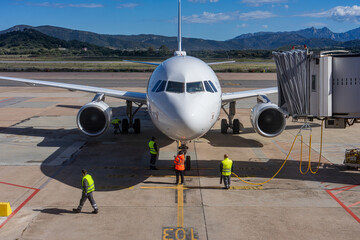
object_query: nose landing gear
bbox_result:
[121,100,143,134]
[178,141,191,170]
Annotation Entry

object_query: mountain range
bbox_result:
[1,25,360,50]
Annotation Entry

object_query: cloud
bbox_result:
[242,0,286,7]
[117,3,139,9]
[182,10,276,23]
[188,0,219,3]
[183,11,232,23]
[239,11,277,20]
[25,2,103,8]
[300,5,360,23]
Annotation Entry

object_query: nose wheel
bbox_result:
[221,101,241,134]
[178,142,191,171]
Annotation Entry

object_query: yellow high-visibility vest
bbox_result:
[82,174,95,193]
[112,119,120,125]
[221,158,233,176]
[149,141,157,154]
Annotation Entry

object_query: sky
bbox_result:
[1,0,360,41]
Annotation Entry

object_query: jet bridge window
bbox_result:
[204,81,214,93]
[156,80,167,92]
[186,82,204,93]
[166,81,184,93]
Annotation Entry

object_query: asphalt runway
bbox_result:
[0,72,359,240]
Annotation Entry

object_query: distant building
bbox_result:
[58,48,66,51]
[82,47,88,51]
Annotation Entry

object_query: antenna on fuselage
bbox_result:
[175,0,186,56]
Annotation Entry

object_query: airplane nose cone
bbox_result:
[171,95,215,140]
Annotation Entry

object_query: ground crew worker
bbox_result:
[174,151,185,184]
[73,169,99,214]
[149,136,158,170]
[220,154,233,189]
[111,117,121,134]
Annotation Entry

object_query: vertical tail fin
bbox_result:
[175,0,186,56]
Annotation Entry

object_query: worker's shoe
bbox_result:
[92,209,98,214]
[73,208,81,213]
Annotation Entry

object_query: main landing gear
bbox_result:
[178,141,191,171]
[121,100,143,134]
[221,101,241,134]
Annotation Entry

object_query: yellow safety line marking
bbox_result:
[97,186,134,190]
[177,184,184,228]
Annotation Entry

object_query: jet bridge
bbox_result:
[273,49,360,128]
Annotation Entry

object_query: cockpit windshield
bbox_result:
[166,81,184,93]
[186,82,204,93]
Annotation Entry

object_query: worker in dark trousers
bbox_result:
[111,117,121,134]
[148,136,159,170]
[220,154,233,189]
[73,169,99,214]
[174,151,185,184]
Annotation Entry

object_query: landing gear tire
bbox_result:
[185,155,191,171]
[134,118,141,133]
[221,119,228,134]
[233,119,240,134]
[122,119,129,133]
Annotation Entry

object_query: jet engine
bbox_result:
[76,101,111,137]
[251,103,286,137]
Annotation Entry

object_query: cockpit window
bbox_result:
[208,81,218,92]
[156,80,167,92]
[166,81,184,93]
[204,81,214,93]
[151,80,162,92]
[186,82,204,93]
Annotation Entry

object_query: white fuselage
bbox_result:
[147,55,222,141]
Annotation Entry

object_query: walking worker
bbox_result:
[73,169,99,214]
[149,136,159,170]
[220,154,233,189]
[111,117,121,134]
[174,151,185,184]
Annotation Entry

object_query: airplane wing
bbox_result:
[0,76,147,104]
[123,60,160,66]
[207,61,235,65]
[221,87,277,103]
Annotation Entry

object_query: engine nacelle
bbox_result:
[76,101,112,137]
[251,103,286,137]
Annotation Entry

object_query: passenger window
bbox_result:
[166,81,184,93]
[151,80,162,92]
[208,81,218,92]
[186,82,204,93]
[204,81,214,93]
[156,80,167,92]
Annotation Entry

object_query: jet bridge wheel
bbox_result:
[185,155,191,171]
[233,119,240,134]
[122,119,129,133]
[134,118,141,133]
[221,119,228,133]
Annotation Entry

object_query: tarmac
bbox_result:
[0,72,359,240]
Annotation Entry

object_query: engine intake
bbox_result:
[251,103,286,137]
[77,101,111,137]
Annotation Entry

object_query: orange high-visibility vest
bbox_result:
[174,154,185,171]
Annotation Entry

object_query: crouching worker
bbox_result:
[111,117,121,134]
[73,169,99,214]
[220,154,233,189]
[174,151,185,184]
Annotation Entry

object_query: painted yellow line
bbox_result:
[177,184,184,228]
[97,186,134,190]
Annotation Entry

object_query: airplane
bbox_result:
[0,0,285,169]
